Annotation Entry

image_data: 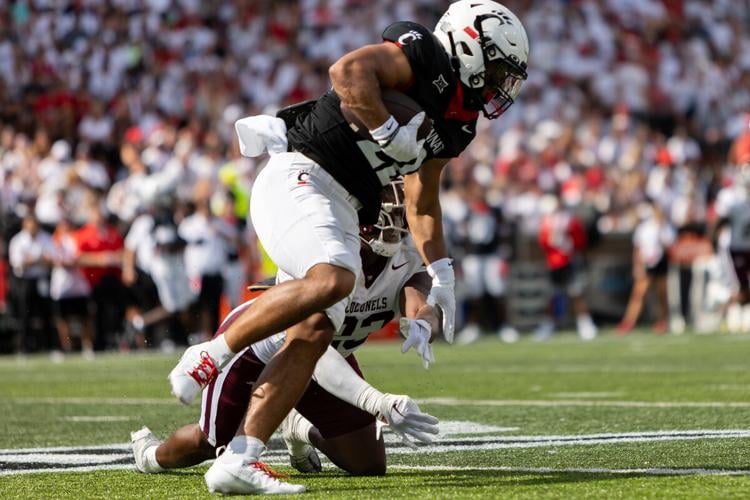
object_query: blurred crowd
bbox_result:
[2,0,750,356]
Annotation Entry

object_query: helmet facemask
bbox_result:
[465,14,527,119]
[361,180,408,258]
[436,1,529,119]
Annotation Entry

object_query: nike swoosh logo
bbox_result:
[462,124,473,134]
[391,261,409,270]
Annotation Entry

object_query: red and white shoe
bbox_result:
[205,459,305,495]
[168,344,220,405]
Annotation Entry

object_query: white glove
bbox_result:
[400,317,434,369]
[377,394,439,448]
[370,113,426,163]
[426,258,456,344]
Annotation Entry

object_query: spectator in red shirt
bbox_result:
[74,198,126,350]
[536,194,598,341]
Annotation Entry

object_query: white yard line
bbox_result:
[417,397,750,409]
[8,397,176,405]
[0,464,135,476]
[63,416,133,422]
[10,396,750,409]
[549,392,624,399]
[3,429,750,477]
[391,465,750,476]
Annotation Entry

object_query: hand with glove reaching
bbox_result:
[400,318,435,369]
[369,113,426,163]
[376,394,439,449]
[426,258,456,343]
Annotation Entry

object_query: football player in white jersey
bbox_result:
[713,164,750,332]
[132,181,441,487]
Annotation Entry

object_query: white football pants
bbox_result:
[249,152,362,330]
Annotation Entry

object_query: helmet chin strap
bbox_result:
[367,237,400,258]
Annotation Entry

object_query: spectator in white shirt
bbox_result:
[50,217,94,359]
[8,212,57,353]
[78,99,114,145]
[178,181,236,341]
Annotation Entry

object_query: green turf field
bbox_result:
[1,331,750,498]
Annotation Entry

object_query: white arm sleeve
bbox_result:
[312,347,386,417]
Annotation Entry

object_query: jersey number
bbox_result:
[331,310,396,351]
[356,140,427,185]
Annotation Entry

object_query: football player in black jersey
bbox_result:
[169,1,528,494]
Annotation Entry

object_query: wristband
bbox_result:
[426,258,454,284]
[369,115,399,143]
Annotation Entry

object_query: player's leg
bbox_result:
[201,305,343,494]
[169,153,361,404]
[455,254,483,345]
[618,270,651,334]
[653,274,669,333]
[205,313,335,491]
[566,262,597,340]
[241,312,334,442]
[155,424,215,468]
[287,354,386,476]
[729,250,750,332]
[309,423,386,476]
[133,344,261,473]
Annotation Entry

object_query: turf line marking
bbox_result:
[7,397,175,405]
[63,416,132,422]
[418,397,750,409]
[3,430,750,476]
[0,444,133,454]
[10,396,750,409]
[0,464,135,476]
[390,465,750,476]
[549,392,623,398]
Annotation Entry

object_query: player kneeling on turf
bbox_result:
[132,181,439,485]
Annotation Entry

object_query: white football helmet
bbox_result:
[434,0,529,119]
[361,180,408,257]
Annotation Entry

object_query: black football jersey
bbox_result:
[287,21,478,224]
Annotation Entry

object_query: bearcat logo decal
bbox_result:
[398,30,423,45]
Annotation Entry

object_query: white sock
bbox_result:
[219,435,266,465]
[742,304,750,333]
[727,303,742,333]
[286,409,313,446]
[577,314,594,328]
[144,446,165,473]
[207,335,235,369]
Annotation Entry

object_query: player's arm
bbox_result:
[400,271,441,341]
[403,158,449,265]
[329,43,413,130]
[399,271,441,368]
[329,43,424,162]
[403,158,456,343]
[312,346,438,446]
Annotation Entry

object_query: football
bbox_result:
[340,88,433,141]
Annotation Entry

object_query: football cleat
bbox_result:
[168,344,220,405]
[204,459,305,495]
[281,414,321,474]
[130,426,163,473]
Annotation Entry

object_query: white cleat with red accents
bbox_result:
[205,459,305,495]
[168,343,222,405]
